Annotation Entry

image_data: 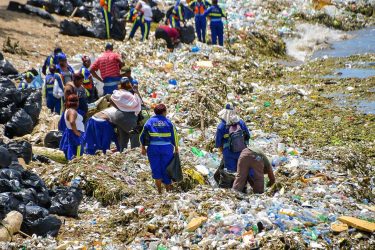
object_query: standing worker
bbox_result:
[90,43,124,95]
[44,64,64,114]
[189,0,211,43]
[140,104,179,194]
[59,94,85,161]
[129,0,153,41]
[215,103,250,173]
[99,0,114,39]
[56,53,74,85]
[169,0,185,28]
[204,0,226,46]
[81,56,98,103]
[42,47,62,75]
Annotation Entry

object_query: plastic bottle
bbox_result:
[191,46,200,53]
[71,177,81,187]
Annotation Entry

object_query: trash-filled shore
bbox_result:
[0,0,374,249]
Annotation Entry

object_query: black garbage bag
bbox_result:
[49,186,83,217]
[166,153,183,182]
[36,187,51,208]
[214,159,236,188]
[152,7,165,23]
[0,168,22,180]
[87,21,106,39]
[60,19,86,36]
[21,170,47,191]
[8,162,25,173]
[14,188,38,204]
[0,146,12,168]
[0,106,13,124]
[0,192,22,220]
[0,77,16,89]
[75,6,90,20]
[0,54,18,76]
[5,109,34,138]
[60,0,74,15]
[7,1,54,20]
[44,131,63,149]
[4,88,22,106]
[180,25,195,44]
[24,91,42,124]
[7,140,33,164]
[0,179,21,192]
[110,18,126,41]
[19,88,34,104]
[19,204,62,237]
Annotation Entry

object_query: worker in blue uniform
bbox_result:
[215,103,250,172]
[44,64,64,114]
[56,53,74,85]
[204,0,226,46]
[99,0,114,39]
[140,104,179,194]
[169,1,185,28]
[59,94,85,161]
[81,56,98,103]
[18,71,34,89]
[189,0,211,43]
[42,47,62,75]
[84,108,119,155]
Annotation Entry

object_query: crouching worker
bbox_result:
[155,25,180,51]
[140,104,179,194]
[59,94,85,161]
[232,148,276,194]
[84,107,119,155]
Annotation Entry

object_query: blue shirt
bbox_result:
[140,115,178,146]
[189,0,211,16]
[215,119,250,149]
[204,5,226,21]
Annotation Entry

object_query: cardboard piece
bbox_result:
[338,216,375,233]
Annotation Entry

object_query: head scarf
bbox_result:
[111,90,142,115]
[218,103,240,125]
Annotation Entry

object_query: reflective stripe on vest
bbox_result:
[149,132,172,137]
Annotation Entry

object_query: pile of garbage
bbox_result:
[0,142,83,238]
[0,53,42,139]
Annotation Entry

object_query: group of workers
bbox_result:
[100,0,226,50]
[32,42,275,195]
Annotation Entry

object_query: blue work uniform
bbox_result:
[169,3,184,28]
[204,4,226,46]
[80,66,96,103]
[18,81,29,90]
[59,110,85,161]
[42,54,59,75]
[189,0,210,42]
[140,115,178,185]
[44,72,64,114]
[129,9,146,40]
[101,0,114,39]
[215,119,250,172]
[56,64,74,85]
[84,117,119,155]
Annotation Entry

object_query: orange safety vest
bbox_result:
[194,4,205,15]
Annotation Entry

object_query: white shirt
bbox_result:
[140,1,153,21]
[65,109,85,133]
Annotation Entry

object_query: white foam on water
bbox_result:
[284,23,349,61]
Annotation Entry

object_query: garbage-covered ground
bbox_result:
[1,0,375,249]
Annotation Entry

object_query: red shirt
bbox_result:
[90,51,121,80]
[159,25,180,40]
